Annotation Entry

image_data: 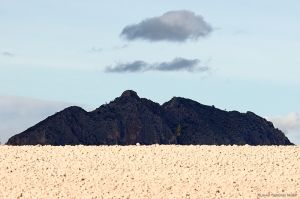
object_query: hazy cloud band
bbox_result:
[2,52,13,57]
[265,111,300,145]
[105,57,209,73]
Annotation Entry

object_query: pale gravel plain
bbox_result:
[0,145,299,199]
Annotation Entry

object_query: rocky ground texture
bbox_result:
[0,145,299,198]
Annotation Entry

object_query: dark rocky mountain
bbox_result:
[6,90,294,146]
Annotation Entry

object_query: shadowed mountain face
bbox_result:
[6,90,294,146]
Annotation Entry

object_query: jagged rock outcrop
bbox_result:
[6,90,294,146]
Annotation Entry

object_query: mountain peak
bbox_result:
[121,90,140,100]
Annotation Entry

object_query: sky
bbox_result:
[1,0,300,145]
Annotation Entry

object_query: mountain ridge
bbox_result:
[6,90,294,146]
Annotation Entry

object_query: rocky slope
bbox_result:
[6,90,294,146]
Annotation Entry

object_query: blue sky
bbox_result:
[1,0,300,145]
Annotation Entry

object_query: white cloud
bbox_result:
[0,95,83,145]
[265,111,300,145]
[120,10,213,42]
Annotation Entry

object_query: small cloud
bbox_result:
[2,52,13,57]
[87,45,129,53]
[233,30,248,35]
[265,111,300,145]
[113,44,129,50]
[105,61,148,73]
[120,10,213,42]
[152,58,206,72]
[105,57,210,73]
[86,46,102,53]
